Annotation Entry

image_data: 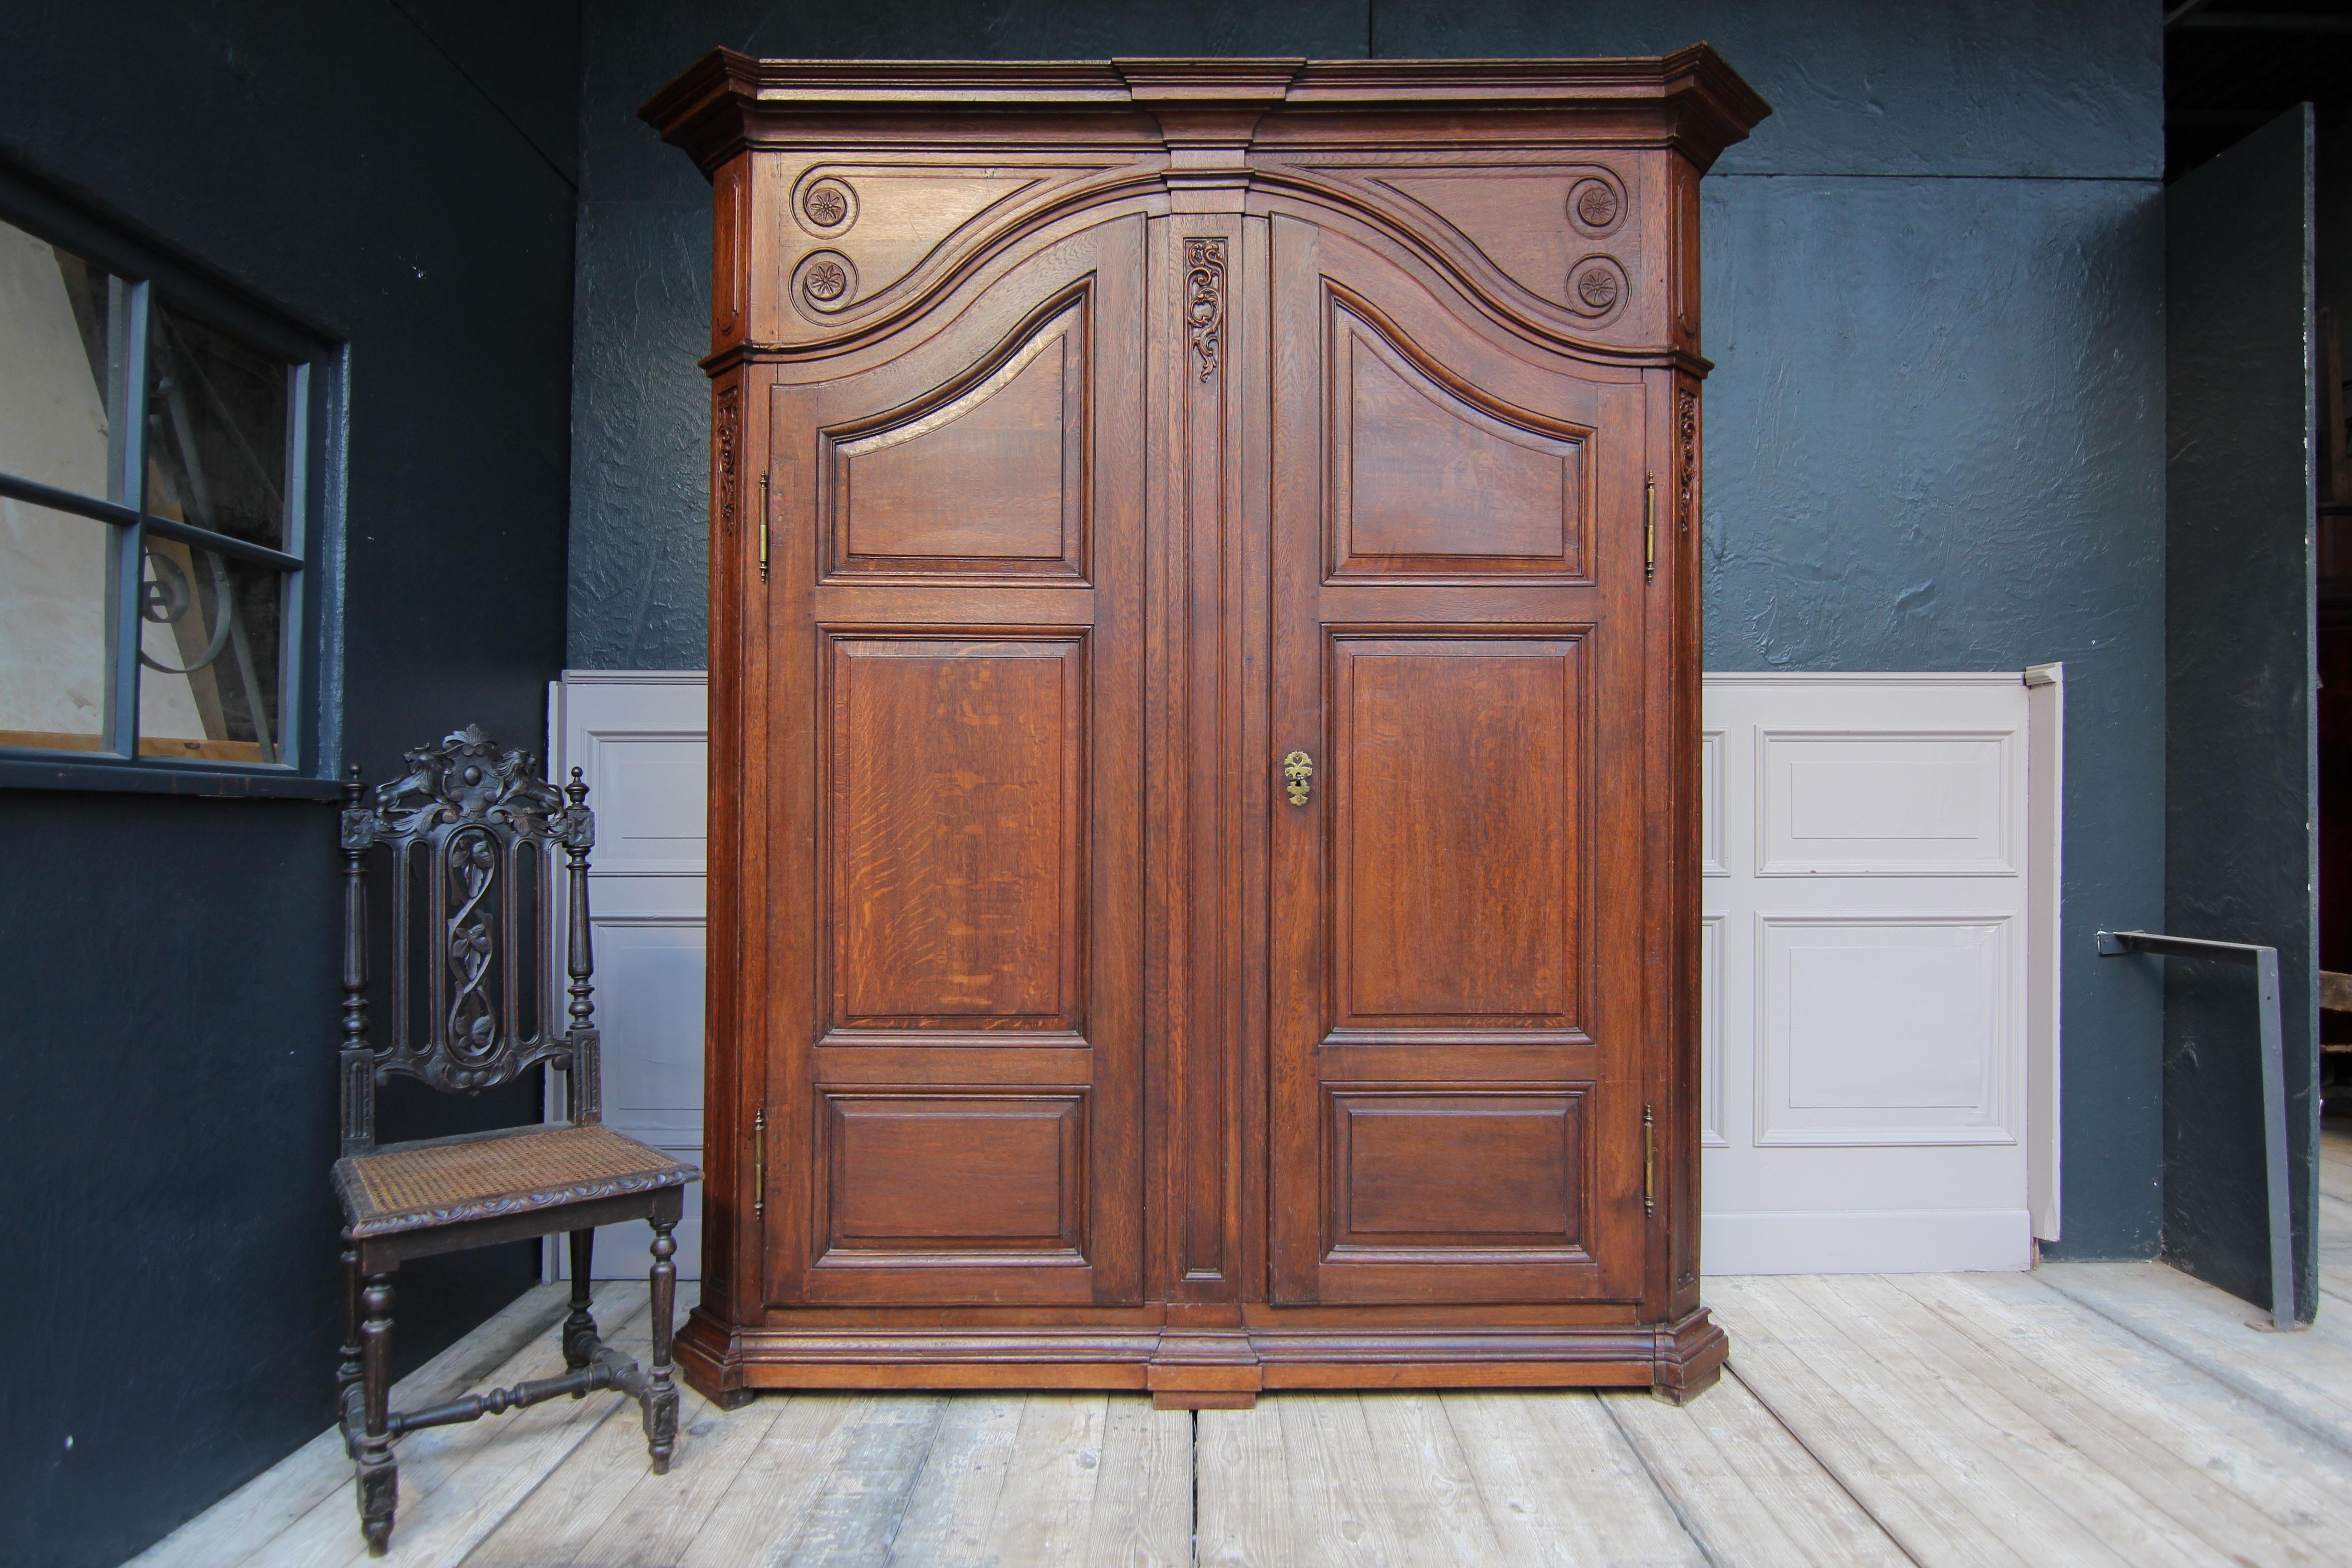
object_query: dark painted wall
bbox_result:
[0,4,579,1564]
[2164,107,2320,1321]
[568,0,2169,1256]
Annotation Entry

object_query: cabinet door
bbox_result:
[759,216,1146,1307]
[1267,214,1652,1305]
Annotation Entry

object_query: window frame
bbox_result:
[0,164,344,799]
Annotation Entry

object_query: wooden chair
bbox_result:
[331,724,699,1555]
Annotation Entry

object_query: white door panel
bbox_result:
[1702,673,2048,1275]
[548,672,710,1282]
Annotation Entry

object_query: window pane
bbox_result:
[0,217,117,503]
[0,496,112,750]
[146,298,288,549]
[137,539,283,764]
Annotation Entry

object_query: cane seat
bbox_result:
[336,1125,696,1239]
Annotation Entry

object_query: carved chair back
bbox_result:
[338,725,598,1155]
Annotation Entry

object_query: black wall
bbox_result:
[568,0,2169,1256]
[0,4,580,1564]
[2164,107,2321,1322]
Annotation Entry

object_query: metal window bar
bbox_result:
[2095,929,2298,1330]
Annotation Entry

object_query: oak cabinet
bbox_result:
[645,48,1768,1407]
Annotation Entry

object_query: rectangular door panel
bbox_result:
[825,634,1085,1034]
[1329,1088,1589,1260]
[1330,635,1585,1037]
[813,1092,1090,1295]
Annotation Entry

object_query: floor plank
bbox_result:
[2035,1259,2352,1454]
[1441,1390,1704,1568]
[2320,1120,2351,1205]
[1082,1398,1192,1568]
[1861,1271,2340,1567]
[1196,1399,1300,1568]
[1274,1395,1424,1568]
[1788,1273,2239,1568]
[2320,1190,2352,1305]
[670,1395,881,1568]
[1355,1393,1512,1567]
[461,1383,781,1568]
[877,1393,1025,1564]
[1602,1371,1911,1568]
[1709,1277,2045,1568]
[769,1395,951,1568]
[1920,1271,2352,1560]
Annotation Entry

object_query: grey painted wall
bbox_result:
[2164,108,2320,1321]
[0,4,579,1564]
[566,0,2168,1256]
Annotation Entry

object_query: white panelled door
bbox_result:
[549,672,710,1281]
[1701,673,2049,1274]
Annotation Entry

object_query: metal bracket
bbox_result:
[2096,929,2297,1331]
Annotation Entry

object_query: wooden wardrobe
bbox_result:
[646,49,1769,1408]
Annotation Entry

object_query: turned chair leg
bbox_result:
[337,1246,364,1456]
[643,1218,679,1473]
[357,1271,398,1556]
[563,1228,598,1385]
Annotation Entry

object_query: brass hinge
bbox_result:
[1643,1102,1656,1215]
[758,475,770,581]
[753,1108,766,1216]
[1644,476,1656,582]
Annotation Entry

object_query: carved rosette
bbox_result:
[715,387,740,541]
[800,177,855,232]
[1185,237,1226,382]
[1677,387,1698,531]
[798,251,857,312]
[1564,254,1628,320]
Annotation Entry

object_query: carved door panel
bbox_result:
[1267,214,1652,1305]
[760,216,1146,1307]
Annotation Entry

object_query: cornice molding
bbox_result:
[642,49,1772,173]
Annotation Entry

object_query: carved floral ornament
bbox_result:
[1176,240,1232,385]
[1562,167,1627,232]
[803,179,852,228]
[1566,255,1628,319]
[799,250,857,312]
[1574,180,1618,229]
[1185,237,1225,381]
[1678,387,1699,529]
[715,387,740,539]
[804,258,848,300]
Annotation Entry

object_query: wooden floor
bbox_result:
[136,1122,2352,1568]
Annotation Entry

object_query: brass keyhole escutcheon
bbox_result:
[1283,750,1314,806]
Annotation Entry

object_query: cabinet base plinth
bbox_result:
[676,1308,1729,1405]
[1150,1330,1260,1409]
